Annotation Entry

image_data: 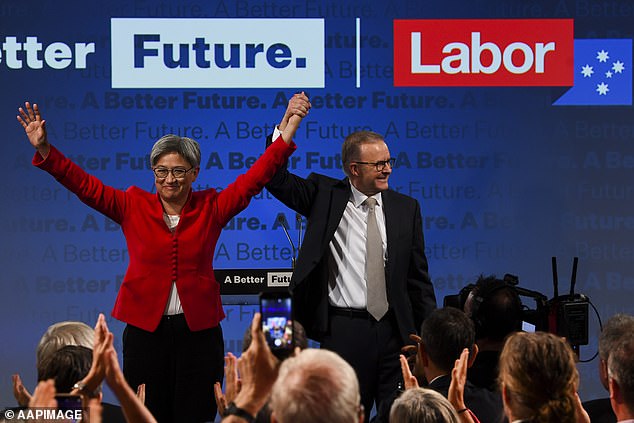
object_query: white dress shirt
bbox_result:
[271,125,388,309]
[327,183,387,309]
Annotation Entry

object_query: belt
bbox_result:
[329,306,371,319]
[161,313,185,322]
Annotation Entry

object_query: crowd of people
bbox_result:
[7,308,633,423]
[10,96,634,422]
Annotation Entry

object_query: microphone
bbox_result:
[296,212,303,251]
[277,213,296,269]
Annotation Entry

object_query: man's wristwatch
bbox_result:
[224,402,255,422]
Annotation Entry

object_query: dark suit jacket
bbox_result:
[583,397,616,423]
[265,144,436,343]
[467,349,501,392]
[429,375,506,423]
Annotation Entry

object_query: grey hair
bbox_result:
[599,313,634,361]
[36,321,94,367]
[390,388,461,423]
[150,134,201,168]
[608,333,634,410]
[270,348,361,423]
[341,130,385,177]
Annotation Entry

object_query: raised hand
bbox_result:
[280,92,311,144]
[29,379,57,409]
[232,313,280,417]
[17,102,50,158]
[214,352,240,416]
[448,348,469,412]
[12,373,32,407]
[399,354,419,390]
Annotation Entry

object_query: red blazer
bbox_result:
[34,137,296,332]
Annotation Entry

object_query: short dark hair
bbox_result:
[38,345,98,394]
[469,275,522,341]
[420,307,475,372]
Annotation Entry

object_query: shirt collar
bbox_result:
[349,181,383,209]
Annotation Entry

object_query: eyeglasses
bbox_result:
[353,158,396,172]
[152,167,194,179]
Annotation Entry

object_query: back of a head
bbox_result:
[270,348,361,423]
[607,333,634,413]
[599,313,634,361]
[499,332,578,423]
[390,388,460,423]
[421,307,475,372]
[467,276,522,342]
[36,321,94,367]
[38,345,94,393]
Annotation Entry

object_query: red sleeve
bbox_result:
[33,145,128,223]
[212,135,296,227]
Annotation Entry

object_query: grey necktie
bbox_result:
[364,197,389,321]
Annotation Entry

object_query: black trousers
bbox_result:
[320,308,403,423]
[123,314,224,423]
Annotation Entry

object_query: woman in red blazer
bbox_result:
[17,94,310,422]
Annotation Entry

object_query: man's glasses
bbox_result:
[353,158,396,172]
[152,167,194,179]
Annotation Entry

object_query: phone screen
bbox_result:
[522,321,536,333]
[260,293,293,357]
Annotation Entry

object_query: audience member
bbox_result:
[222,313,281,423]
[498,331,589,423]
[5,315,152,423]
[390,388,460,423]
[415,307,504,422]
[13,320,94,406]
[214,320,308,422]
[10,320,126,423]
[463,276,523,391]
[400,347,478,423]
[221,313,363,423]
[75,313,157,423]
[270,348,363,423]
[584,314,634,423]
[38,345,94,393]
[607,333,634,423]
[36,321,95,368]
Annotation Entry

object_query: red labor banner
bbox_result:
[394,19,574,86]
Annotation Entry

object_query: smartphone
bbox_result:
[260,292,294,359]
[55,394,83,422]
[522,320,536,333]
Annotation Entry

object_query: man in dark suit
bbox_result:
[584,313,634,423]
[418,307,504,423]
[607,333,634,423]
[265,97,436,422]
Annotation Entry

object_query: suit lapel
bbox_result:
[325,179,350,241]
[382,190,398,283]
